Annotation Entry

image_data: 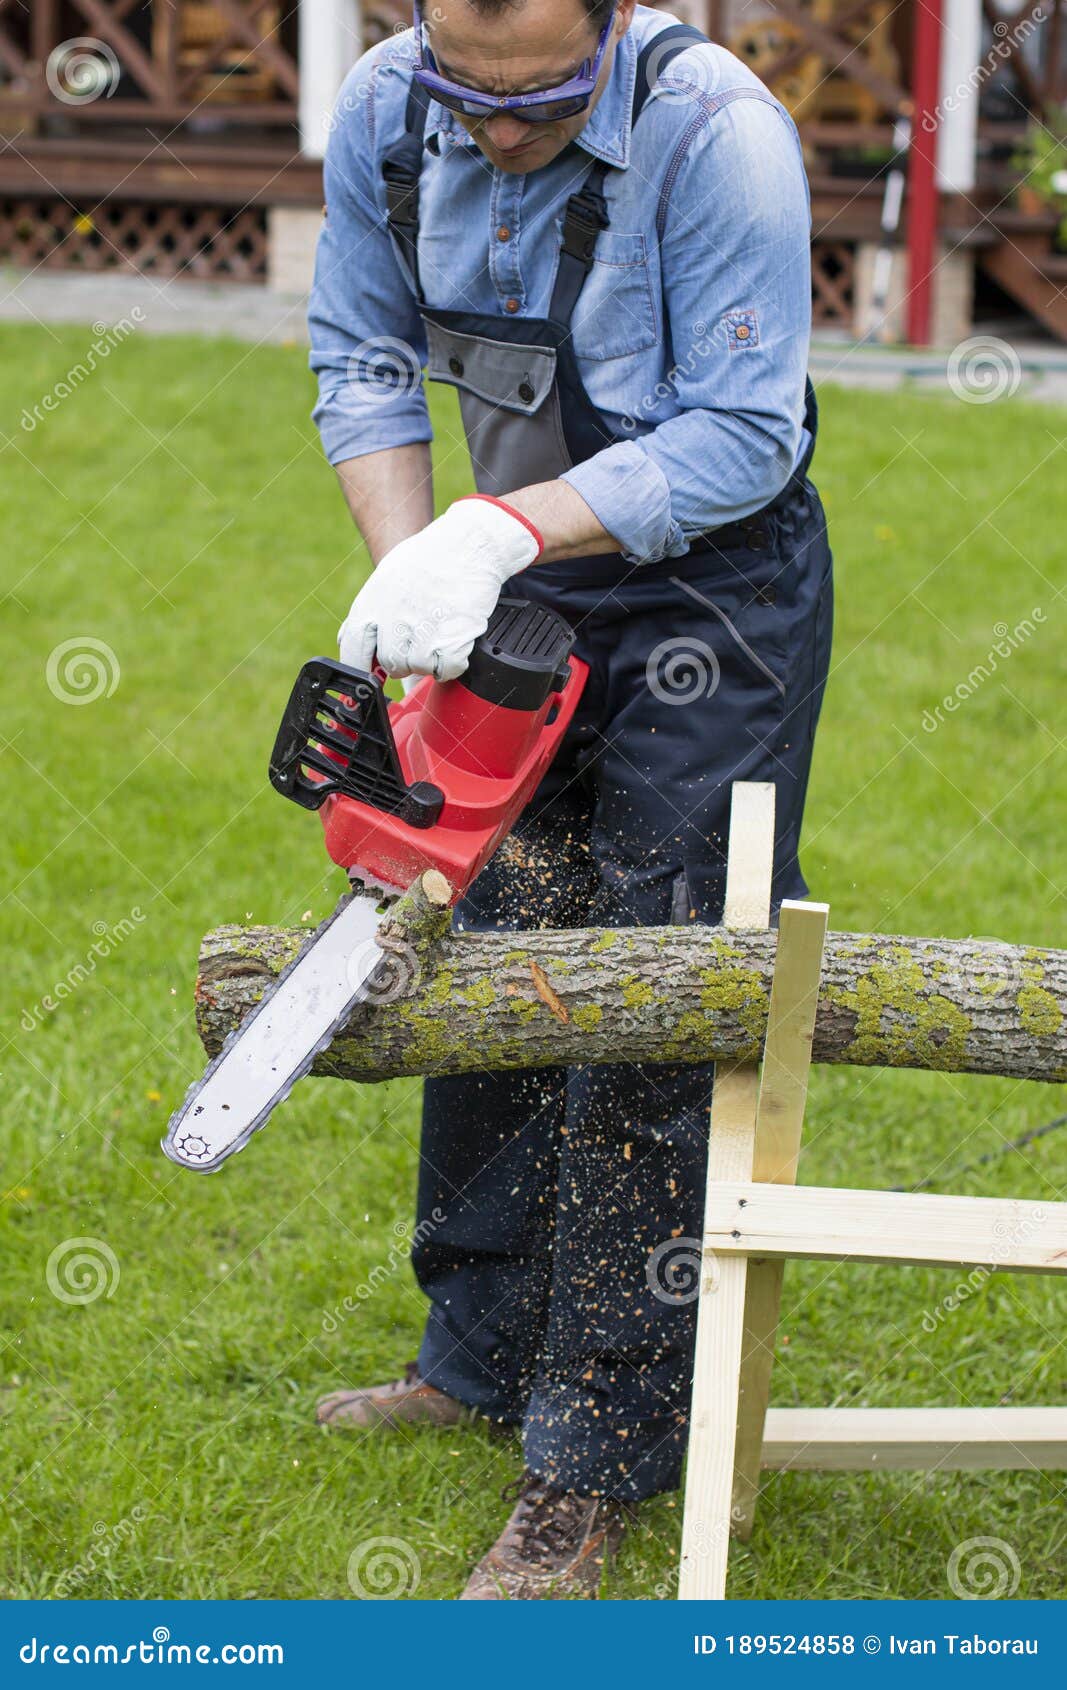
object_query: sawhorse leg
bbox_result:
[678,781,828,1597]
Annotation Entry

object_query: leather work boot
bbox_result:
[315,1361,472,1430]
[460,1471,629,1600]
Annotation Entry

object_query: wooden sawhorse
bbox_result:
[678,781,1067,1599]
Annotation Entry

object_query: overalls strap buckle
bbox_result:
[559,181,610,267]
[383,149,421,231]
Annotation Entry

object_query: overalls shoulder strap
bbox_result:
[547,23,708,327]
[382,76,433,299]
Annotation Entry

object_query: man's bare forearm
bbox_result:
[507,479,621,562]
[334,443,435,565]
[335,449,619,570]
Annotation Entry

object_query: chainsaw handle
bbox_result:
[269,598,579,827]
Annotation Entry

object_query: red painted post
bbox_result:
[906,0,945,346]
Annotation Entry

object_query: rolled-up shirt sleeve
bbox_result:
[308,48,431,466]
[561,94,812,564]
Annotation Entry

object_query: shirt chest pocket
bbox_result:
[569,230,659,362]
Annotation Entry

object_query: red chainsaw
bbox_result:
[163,597,587,1172]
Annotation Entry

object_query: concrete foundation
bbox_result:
[854,239,975,347]
[268,205,325,296]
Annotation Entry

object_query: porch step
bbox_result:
[979,229,1067,344]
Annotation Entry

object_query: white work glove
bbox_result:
[338,496,543,682]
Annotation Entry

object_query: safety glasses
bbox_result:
[412,1,616,123]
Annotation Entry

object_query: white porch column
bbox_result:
[299,0,364,161]
[270,2,363,292]
[935,0,983,194]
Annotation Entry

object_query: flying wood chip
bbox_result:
[529,960,569,1024]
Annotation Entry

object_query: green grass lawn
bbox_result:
[0,322,1064,1601]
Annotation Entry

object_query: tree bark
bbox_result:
[194,914,1067,1087]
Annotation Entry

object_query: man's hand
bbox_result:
[338,496,542,681]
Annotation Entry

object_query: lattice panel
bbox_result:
[811,240,855,325]
[0,198,268,281]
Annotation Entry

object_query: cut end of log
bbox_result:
[420,869,453,908]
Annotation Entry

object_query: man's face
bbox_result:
[427,0,637,175]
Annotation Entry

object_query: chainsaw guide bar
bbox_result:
[162,889,391,1172]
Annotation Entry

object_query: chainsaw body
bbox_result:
[165,599,586,1173]
[269,598,588,897]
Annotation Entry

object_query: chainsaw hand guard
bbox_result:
[269,661,444,828]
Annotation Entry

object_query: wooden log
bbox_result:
[194,920,1067,1086]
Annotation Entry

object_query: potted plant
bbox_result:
[1012,114,1067,247]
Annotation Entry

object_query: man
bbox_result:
[308,0,832,1599]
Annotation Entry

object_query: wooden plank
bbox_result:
[209,0,301,99]
[707,1184,1067,1273]
[731,1258,785,1537]
[731,900,829,1538]
[70,0,168,101]
[766,0,907,113]
[752,901,829,1187]
[678,782,775,1601]
[762,1407,1067,1471]
[0,146,322,207]
[761,0,879,85]
[722,782,776,929]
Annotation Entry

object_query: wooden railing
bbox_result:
[0,0,300,131]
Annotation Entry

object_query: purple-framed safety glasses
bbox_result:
[412,1,616,122]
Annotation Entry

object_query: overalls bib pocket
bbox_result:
[570,230,659,361]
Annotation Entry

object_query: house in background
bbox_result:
[0,1,1064,343]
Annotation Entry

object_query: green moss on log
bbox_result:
[826,953,970,1070]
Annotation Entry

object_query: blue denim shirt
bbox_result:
[308,7,812,565]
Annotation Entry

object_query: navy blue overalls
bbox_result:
[383,25,834,1501]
